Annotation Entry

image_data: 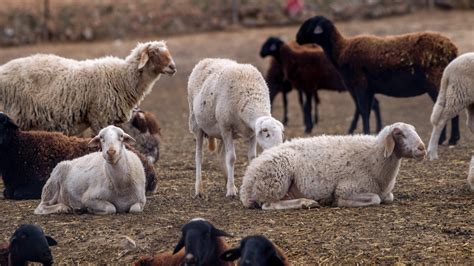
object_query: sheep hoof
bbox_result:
[301,199,320,209]
[226,186,238,197]
[427,150,438,161]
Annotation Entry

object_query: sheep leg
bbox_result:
[313,91,320,125]
[468,156,474,191]
[381,192,394,203]
[34,203,73,215]
[467,104,474,133]
[427,90,447,144]
[347,90,360,134]
[129,202,144,213]
[427,118,448,160]
[297,89,304,113]
[303,90,314,133]
[354,89,373,134]
[247,136,257,162]
[448,115,460,145]
[336,193,381,207]
[222,131,237,197]
[282,92,289,126]
[83,199,117,215]
[372,97,382,133]
[194,130,204,197]
[261,199,320,210]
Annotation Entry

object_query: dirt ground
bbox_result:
[0,10,473,264]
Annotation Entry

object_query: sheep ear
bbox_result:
[88,135,101,148]
[123,132,136,144]
[138,47,150,70]
[212,227,232,238]
[313,25,323,34]
[46,236,58,246]
[220,248,241,261]
[384,128,399,158]
[172,237,185,254]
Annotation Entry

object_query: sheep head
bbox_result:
[0,112,19,146]
[383,122,426,161]
[172,218,232,266]
[9,224,57,266]
[132,41,176,76]
[296,16,335,49]
[221,235,285,266]
[255,116,284,150]
[260,37,284,58]
[88,125,136,164]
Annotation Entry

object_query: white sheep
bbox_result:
[34,125,146,215]
[0,41,176,135]
[240,122,426,210]
[188,58,284,197]
[428,53,474,160]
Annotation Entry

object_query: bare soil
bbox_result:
[0,10,473,264]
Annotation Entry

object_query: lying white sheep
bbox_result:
[0,41,176,135]
[240,122,426,210]
[428,53,474,160]
[188,58,284,197]
[34,125,146,215]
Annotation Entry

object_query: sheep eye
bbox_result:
[262,129,268,133]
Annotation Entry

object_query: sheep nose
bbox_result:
[169,64,176,71]
[417,144,426,152]
[107,149,116,156]
[184,253,195,264]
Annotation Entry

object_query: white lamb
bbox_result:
[240,122,426,210]
[34,125,146,215]
[0,41,176,135]
[428,53,474,160]
[188,58,284,197]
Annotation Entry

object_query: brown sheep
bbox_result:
[296,16,460,144]
[0,112,157,200]
[261,37,382,134]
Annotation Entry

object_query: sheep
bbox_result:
[188,58,284,197]
[260,37,383,134]
[469,156,474,191]
[240,122,426,210]
[220,235,290,266]
[296,15,460,144]
[133,218,233,266]
[0,41,176,135]
[427,53,474,160]
[263,57,296,126]
[0,112,157,200]
[0,224,57,266]
[34,125,146,215]
[122,107,161,164]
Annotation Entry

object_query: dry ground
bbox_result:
[0,10,473,264]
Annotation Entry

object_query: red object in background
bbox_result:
[286,0,304,16]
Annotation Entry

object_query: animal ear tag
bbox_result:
[313,25,323,34]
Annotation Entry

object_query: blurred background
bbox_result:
[1,0,473,47]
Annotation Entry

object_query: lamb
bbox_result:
[427,53,474,160]
[296,16,460,144]
[0,224,57,266]
[34,125,146,215]
[0,112,157,200]
[0,41,176,135]
[133,218,233,266]
[122,107,161,164]
[188,58,284,197]
[220,235,290,266]
[240,122,426,210]
[260,37,382,134]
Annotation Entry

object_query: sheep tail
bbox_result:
[208,137,216,152]
[430,74,449,125]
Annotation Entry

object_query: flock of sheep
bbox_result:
[0,14,473,265]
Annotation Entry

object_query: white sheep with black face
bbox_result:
[188,58,284,198]
[34,125,146,215]
[240,122,426,210]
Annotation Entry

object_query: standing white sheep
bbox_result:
[0,41,176,135]
[428,53,474,160]
[34,125,146,215]
[188,58,284,197]
[240,122,426,210]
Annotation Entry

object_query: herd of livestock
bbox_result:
[0,14,473,265]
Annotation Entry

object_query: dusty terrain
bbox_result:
[0,10,473,264]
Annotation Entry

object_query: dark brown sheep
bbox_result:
[296,16,460,144]
[134,219,233,266]
[0,112,157,200]
[122,107,161,164]
[260,37,382,133]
